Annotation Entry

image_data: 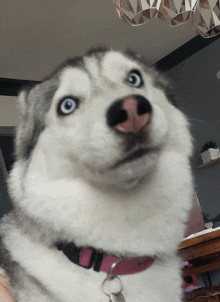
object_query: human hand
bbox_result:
[0,275,14,302]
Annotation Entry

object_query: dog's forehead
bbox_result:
[56,51,143,96]
[102,50,141,69]
[56,67,91,99]
[85,50,142,79]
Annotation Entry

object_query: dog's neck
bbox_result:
[56,241,155,275]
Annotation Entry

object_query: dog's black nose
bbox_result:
[106,95,152,134]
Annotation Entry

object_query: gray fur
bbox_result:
[15,79,59,161]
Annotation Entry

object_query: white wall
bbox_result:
[0,96,19,127]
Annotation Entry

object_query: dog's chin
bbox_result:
[82,148,159,188]
[110,148,153,170]
[113,151,158,183]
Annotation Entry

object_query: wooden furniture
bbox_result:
[179,229,220,277]
[184,284,220,302]
[178,229,220,301]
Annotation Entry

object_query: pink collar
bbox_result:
[56,242,155,275]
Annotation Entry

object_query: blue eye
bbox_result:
[58,97,79,115]
[127,70,143,88]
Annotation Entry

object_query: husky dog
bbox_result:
[0,48,193,302]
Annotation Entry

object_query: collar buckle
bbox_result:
[56,242,104,271]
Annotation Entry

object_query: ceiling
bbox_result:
[0,0,198,81]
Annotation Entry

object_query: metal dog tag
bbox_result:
[109,292,126,302]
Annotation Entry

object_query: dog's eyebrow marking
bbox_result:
[83,56,108,94]
[83,56,101,82]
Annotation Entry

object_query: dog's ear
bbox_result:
[15,79,58,161]
[15,89,34,161]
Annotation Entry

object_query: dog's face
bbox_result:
[14,49,192,189]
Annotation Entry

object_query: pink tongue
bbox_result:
[114,98,151,134]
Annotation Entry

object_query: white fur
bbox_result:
[0,267,6,275]
[3,50,193,301]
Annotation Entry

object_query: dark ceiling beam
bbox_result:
[1,33,220,96]
[155,33,220,72]
[0,78,39,96]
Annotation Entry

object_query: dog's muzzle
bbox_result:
[106,95,152,134]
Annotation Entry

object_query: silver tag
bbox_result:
[109,292,126,302]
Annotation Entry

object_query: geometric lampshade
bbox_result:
[141,0,163,20]
[161,0,199,26]
[113,0,220,38]
[190,0,220,38]
[113,0,162,26]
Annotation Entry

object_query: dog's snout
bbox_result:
[106,95,152,134]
